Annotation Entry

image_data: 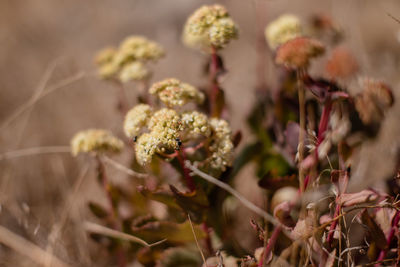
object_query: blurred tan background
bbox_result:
[1,0,400,265]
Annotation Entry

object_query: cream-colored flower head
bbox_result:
[95,48,119,79]
[119,61,150,83]
[70,129,123,156]
[148,108,183,151]
[208,118,234,171]
[135,133,160,165]
[149,78,204,107]
[181,111,211,139]
[95,35,164,82]
[123,104,153,139]
[183,4,238,50]
[119,36,165,62]
[129,105,233,171]
[265,14,303,50]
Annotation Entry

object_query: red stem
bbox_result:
[376,211,400,266]
[209,46,221,117]
[176,148,196,192]
[202,223,214,256]
[259,226,282,266]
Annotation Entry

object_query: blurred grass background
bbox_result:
[1,0,400,265]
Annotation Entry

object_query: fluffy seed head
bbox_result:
[325,47,358,79]
[149,78,204,107]
[183,4,238,50]
[355,78,394,124]
[70,129,123,156]
[265,14,303,50]
[123,104,153,139]
[275,37,325,69]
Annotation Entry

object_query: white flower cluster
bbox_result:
[71,129,123,156]
[123,81,234,170]
[149,78,204,107]
[95,35,164,83]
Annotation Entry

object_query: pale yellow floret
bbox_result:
[265,14,303,50]
[181,111,211,139]
[95,35,164,81]
[183,4,238,50]
[119,61,150,83]
[149,78,204,107]
[119,36,165,61]
[148,108,182,151]
[135,133,160,165]
[95,47,116,66]
[208,118,234,171]
[123,104,153,139]
[70,129,123,156]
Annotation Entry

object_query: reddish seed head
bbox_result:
[325,47,358,79]
[275,37,325,69]
[355,78,394,124]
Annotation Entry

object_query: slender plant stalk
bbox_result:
[176,147,196,192]
[201,223,214,256]
[259,226,282,266]
[209,45,221,117]
[297,69,306,193]
[96,155,126,267]
[114,81,130,114]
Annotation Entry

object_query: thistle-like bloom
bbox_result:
[149,78,204,107]
[208,118,234,171]
[95,35,164,82]
[183,4,238,50]
[123,104,153,139]
[119,61,150,83]
[265,14,303,50]
[70,129,123,156]
[354,78,394,124]
[275,37,325,69]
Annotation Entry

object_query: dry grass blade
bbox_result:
[45,165,90,266]
[83,221,166,247]
[0,146,71,161]
[101,155,148,178]
[188,214,207,266]
[0,72,85,132]
[185,161,279,226]
[0,224,71,267]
